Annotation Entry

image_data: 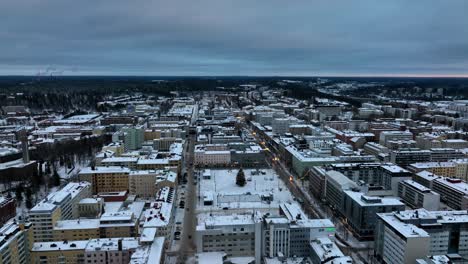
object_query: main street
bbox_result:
[165,133,197,264]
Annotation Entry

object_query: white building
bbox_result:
[376,209,468,263]
[375,211,431,264]
[432,177,468,210]
[309,237,352,264]
[84,238,140,264]
[195,213,262,262]
[195,203,335,263]
[379,131,414,147]
[398,180,440,210]
[194,144,231,167]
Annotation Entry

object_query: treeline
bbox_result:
[0,77,259,112]
[30,134,111,163]
[282,83,363,107]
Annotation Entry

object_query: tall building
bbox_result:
[30,182,91,242]
[375,211,431,264]
[342,190,405,239]
[29,202,62,242]
[376,209,468,263]
[0,222,32,264]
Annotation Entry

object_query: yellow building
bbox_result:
[144,129,161,140]
[30,240,87,264]
[0,222,32,264]
[29,203,62,242]
[53,216,138,241]
[408,162,457,177]
[53,219,100,241]
[102,142,125,156]
[78,167,130,194]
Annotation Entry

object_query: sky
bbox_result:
[0,0,467,76]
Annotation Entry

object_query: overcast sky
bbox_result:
[0,0,467,76]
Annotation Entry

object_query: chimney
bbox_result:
[118,239,123,251]
[19,129,29,163]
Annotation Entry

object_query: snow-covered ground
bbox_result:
[196,168,295,214]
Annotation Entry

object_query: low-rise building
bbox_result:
[408,162,457,177]
[309,237,352,264]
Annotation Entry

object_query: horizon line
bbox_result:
[0,73,468,79]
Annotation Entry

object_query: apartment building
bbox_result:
[79,166,131,194]
[271,118,294,135]
[454,159,468,181]
[121,126,145,151]
[29,203,62,242]
[379,131,414,147]
[432,177,468,210]
[84,238,139,264]
[194,144,231,167]
[100,157,138,169]
[430,148,464,162]
[29,182,92,242]
[31,238,141,264]
[31,240,88,264]
[128,169,177,198]
[408,162,457,177]
[54,219,100,241]
[398,180,440,210]
[441,139,468,149]
[363,142,390,156]
[128,170,159,198]
[390,149,431,167]
[0,222,32,264]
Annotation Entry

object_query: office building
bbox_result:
[390,149,431,167]
[376,209,468,262]
[342,190,405,239]
[398,180,440,210]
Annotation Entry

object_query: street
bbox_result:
[165,133,197,264]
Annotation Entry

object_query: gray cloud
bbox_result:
[0,0,467,76]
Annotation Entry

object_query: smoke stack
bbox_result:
[118,239,123,251]
[18,129,29,163]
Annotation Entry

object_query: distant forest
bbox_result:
[0,76,467,112]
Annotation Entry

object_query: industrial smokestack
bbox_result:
[18,129,29,163]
